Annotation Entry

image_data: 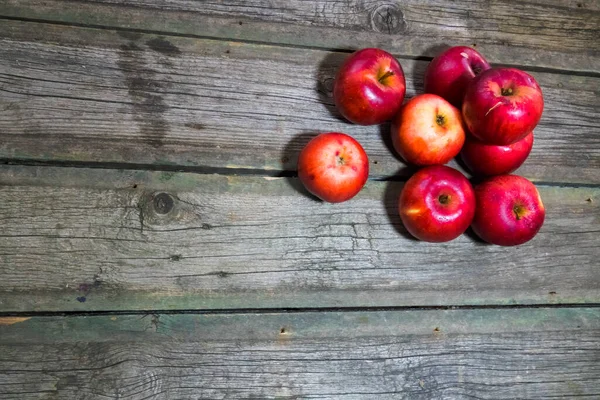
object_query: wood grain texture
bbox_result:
[1,0,598,72]
[0,20,598,184]
[1,308,599,399]
[0,165,598,312]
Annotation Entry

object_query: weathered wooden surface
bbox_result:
[1,308,599,399]
[0,165,597,312]
[0,2,599,396]
[0,20,598,183]
[1,0,598,72]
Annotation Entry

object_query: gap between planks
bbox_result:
[1,303,600,319]
[3,159,600,188]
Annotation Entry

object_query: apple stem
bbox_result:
[485,101,503,117]
[378,70,395,83]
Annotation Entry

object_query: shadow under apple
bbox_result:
[315,51,350,122]
[280,131,322,202]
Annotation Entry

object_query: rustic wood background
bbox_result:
[0,0,599,398]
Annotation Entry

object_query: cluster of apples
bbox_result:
[297,46,546,246]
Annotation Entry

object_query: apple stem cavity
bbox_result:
[436,114,446,127]
[501,87,514,96]
[513,204,524,220]
[438,194,450,205]
[378,70,395,84]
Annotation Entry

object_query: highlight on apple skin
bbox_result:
[462,67,544,146]
[471,175,545,246]
[333,48,406,125]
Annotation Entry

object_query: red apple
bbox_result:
[297,132,369,203]
[333,48,406,125]
[461,131,534,176]
[392,94,466,166]
[424,46,491,108]
[399,165,475,242]
[462,68,543,145]
[472,175,545,246]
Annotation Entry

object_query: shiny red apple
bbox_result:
[461,131,534,176]
[472,175,545,246]
[399,165,476,242]
[333,48,406,125]
[297,132,369,203]
[424,46,491,108]
[462,67,543,145]
[392,94,466,166]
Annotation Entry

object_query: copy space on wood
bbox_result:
[0,165,598,312]
[1,308,599,399]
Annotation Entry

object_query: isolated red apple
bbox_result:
[424,46,491,108]
[462,68,543,145]
[333,48,406,125]
[461,131,534,176]
[297,132,369,203]
[399,165,475,242]
[392,94,466,166]
[472,175,545,246]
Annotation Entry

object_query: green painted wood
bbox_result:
[0,165,598,312]
[0,20,598,183]
[1,308,599,398]
[0,0,598,72]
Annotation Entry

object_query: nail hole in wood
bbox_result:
[280,327,287,334]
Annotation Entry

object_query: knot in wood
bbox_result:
[322,77,334,94]
[153,192,174,215]
[371,4,406,34]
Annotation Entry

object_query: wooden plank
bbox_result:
[1,0,598,72]
[0,165,598,312]
[1,308,599,398]
[0,21,598,184]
